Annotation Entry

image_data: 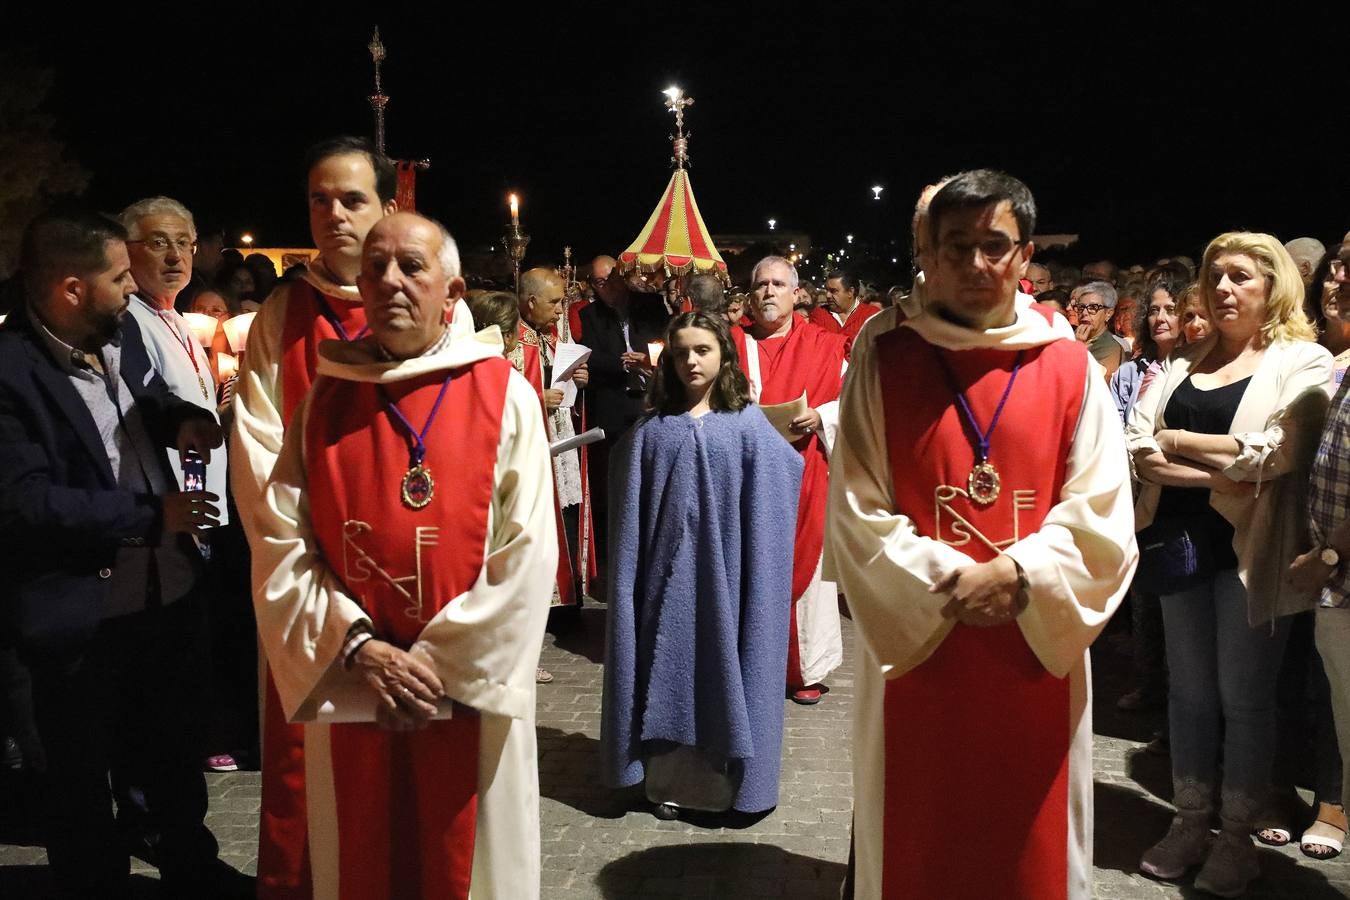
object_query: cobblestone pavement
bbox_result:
[2,606,1348,898]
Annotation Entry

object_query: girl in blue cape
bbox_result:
[601,311,803,820]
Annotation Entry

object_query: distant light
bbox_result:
[240,233,254,246]
[846,234,854,244]
[789,243,796,251]
[663,85,682,100]
[871,185,884,200]
[892,258,898,264]
[767,218,777,231]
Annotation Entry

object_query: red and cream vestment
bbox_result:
[230,262,472,898]
[732,316,847,689]
[825,294,1136,900]
[809,301,881,356]
[251,326,555,900]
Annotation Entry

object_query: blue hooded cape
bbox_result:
[600,405,803,812]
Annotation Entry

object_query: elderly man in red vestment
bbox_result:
[732,255,847,705]
[513,266,593,610]
[231,136,471,898]
[809,269,880,354]
[826,169,1137,899]
[252,212,553,900]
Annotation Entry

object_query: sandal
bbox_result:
[1301,803,1346,861]
[1254,792,1299,846]
[535,668,554,684]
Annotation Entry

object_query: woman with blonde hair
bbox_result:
[1127,232,1332,895]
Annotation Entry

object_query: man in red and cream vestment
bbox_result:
[512,266,595,608]
[733,255,847,705]
[809,270,880,355]
[252,212,553,900]
[825,170,1136,900]
[231,138,471,899]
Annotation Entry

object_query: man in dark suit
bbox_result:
[579,257,669,566]
[0,210,242,898]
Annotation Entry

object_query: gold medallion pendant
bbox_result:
[401,465,435,510]
[968,460,1001,506]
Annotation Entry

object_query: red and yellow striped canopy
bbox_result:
[618,169,728,284]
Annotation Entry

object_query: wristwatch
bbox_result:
[1320,546,1341,568]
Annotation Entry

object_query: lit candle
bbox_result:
[509,193,519,226]
[647,340,665,366]
[216,352,238,382]
[182,312,219,347]
[221,311,257,353]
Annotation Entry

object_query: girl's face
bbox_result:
[670,326,721,395]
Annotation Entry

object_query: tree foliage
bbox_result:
[0,61,90,278]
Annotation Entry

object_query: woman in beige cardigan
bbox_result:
[1126,232,1331,896]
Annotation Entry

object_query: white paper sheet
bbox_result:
[551,343,591,386]
[759,391,809,443]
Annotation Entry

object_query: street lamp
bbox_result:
[871,185,883,200]
[240,233,254,247]
[846,234,853,244]
[767,218,776,231]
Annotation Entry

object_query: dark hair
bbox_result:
[304,136,398,205]
[467,290,521,342]
[684,272,727,315]
[1305,247,1339,336]
[1133,271,1189,360]
[927,169,1036,248]
[825,269,860,295]
[20,209,127,303]
[647,311,750,415]
[1035,287,1069,309]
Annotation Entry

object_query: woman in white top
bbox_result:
[1126,232,1331,896]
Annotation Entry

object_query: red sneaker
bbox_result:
[204,753,239,773]
[791,686,822,705]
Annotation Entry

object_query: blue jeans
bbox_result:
[1161,568,1292,797]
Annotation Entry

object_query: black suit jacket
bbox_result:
[0,309,210,651]
[579,295,669,439]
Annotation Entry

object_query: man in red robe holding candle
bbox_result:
[732,255,847,705]
[252,211,553,900]
[825,170,1137,899]
[231,136,471,899]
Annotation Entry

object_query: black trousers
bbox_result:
[24,590,218,898]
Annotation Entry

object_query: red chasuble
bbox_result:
[514,322,580,606]
[809,303,881,357]
[258,281,371,899]
[732,319,845,684]
[300,355,511,900]
[874,322,1087,900]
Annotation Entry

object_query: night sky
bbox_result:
[4,5,1345,276]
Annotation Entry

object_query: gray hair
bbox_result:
[750,255,799,288]
[119,196,196,241]
[1080,280,1118,309]
[408,213,461,278]
[1284,237,1327,270]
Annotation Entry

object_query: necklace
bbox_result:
[378,374,455,510]
[316,295,370,342]
[933,349,1024,506]
[153,307,210,401]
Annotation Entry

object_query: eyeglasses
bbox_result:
[938,236,1028,266]
[1071,303,1108,315]
[129,236,197,256]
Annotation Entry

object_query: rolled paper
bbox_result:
[647,341,664,366]
[182,312,219,347]
[221,311,257,353]
[216,352,238,382]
